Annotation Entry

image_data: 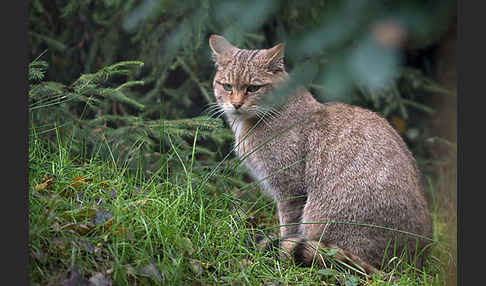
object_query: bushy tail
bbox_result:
[249,231,380,276]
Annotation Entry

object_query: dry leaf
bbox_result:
[61,207,98,221]
[71,176,92,190]
[102,219,113,230]
[109,222,127,237]
[34,175,55,192]
[96,180,109,188]
[34,181,50,192]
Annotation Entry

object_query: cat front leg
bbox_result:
[276,196,307,237]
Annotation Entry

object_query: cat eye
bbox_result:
[222,83,233,91]
[247,85,261,93]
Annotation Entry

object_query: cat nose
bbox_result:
[232,102,243,109]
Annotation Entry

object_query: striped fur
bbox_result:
[209,34,433,274]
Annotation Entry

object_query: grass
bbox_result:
[29,120,456,285]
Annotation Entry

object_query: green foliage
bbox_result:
[29,60,49,82]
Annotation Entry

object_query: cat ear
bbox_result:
[209,34,235,66]
[264,43,285,72]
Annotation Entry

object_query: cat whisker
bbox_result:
[203,104,222,117]
[208,108,224,118]
[202,102,220,110]
[204,104,232,120]
[265,106,282,118]
[205,106,218,114]
[255,110,272,128]
[268,110,282,122]
[256,106,280,124]
[245,107,268,127]
[213,110,226,119]
[258,107,273,120]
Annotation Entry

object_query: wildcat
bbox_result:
[208,34,433,274]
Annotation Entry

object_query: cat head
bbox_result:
[209,34,288,119]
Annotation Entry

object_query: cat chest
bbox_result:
[235,133,302,197]
[234,136,270,179]
[236,141,274,195]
